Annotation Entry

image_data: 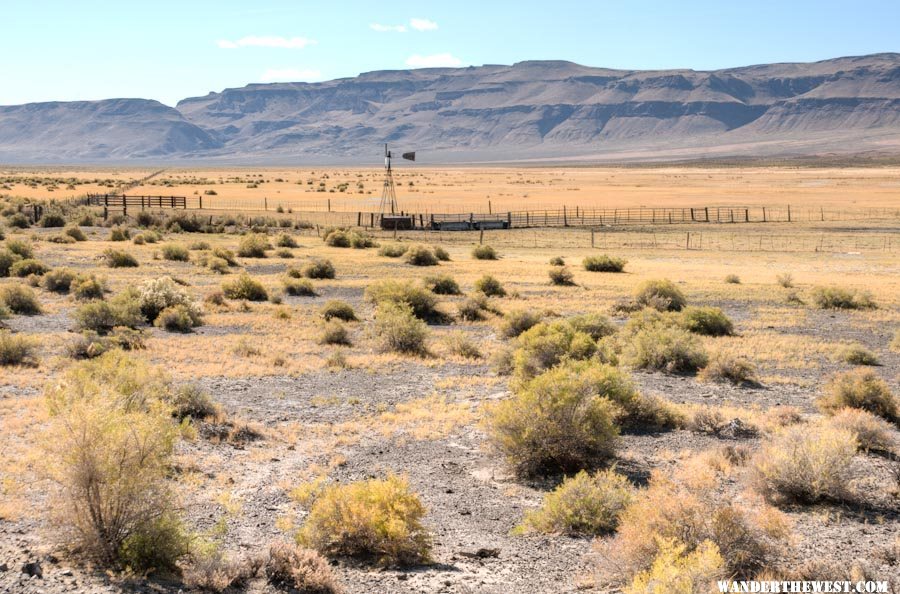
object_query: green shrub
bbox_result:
[72,275,105,300]
[583,255,626,272]
[10,258,49,277]
[634,279,686,312]
[206,256,230,274]
[42,268,77,293]
[698,352,758,385]
[487,360,626,476]
[283,277,316,297]
[817,369,898,423]
[66,328,145,360]
[626,538,724,594]
[73,292,144,334]
[275,233,298,248]
[1,283,42,315]
[568,313,617,341]
[841,344,879,366]
[373,302,429,355]
[678,306,734,336]
[498,310,542,338]
[0,249,21,277]
[237,233,271,258]
[137,277,202,325]
[302,259,335,279]
[222,274,268,301]
[474,274,505,297]
[548,266,575,286]
[512,321,596,379]
[43,353,187,569]
[319,320,351,346]
[324,229,375,249]
[404,244,438,266]
[188,241,210,251]
[321,300,357,322]
[6,213,29,229]
[457,294,492,321]
[5,238,33,258]
[103,248,138,268]
[442,331,482,359]
[752,425,857,503]
[433,246,450,261]
[38,212,66,228]
[471,244,497,260]
[297,474,431,566]
[160,243,190,262]
[811,286,876,310]
[618,311,708,373]
[378,243,408,258]
[212,247,237,266]
[423,274,461,295]
[365,280,446,323]
[154,305,197,332]
[517,469,634,535]
[0,330,39,366]
[109,227,130,241]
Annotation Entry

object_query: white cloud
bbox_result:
[370,23,407,33]
[260,68,322,82]
[405,53,462,68]
[217,36,317,49]
[409,18,438,31]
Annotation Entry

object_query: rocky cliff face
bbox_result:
[2,54,900,163]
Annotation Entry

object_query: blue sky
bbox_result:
[2,0,898,107]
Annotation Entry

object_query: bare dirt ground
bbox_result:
[1,167,899,593]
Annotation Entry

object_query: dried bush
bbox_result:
[1,283,42,315]
[625,538,724,594]
[154,305,196,333]
[699,352,758,385]
[457,294,492,321]
[549,256,565,266]
[724,274,741,284]
[222,274,268,301]
[378,243,408,258]
[302,259,336,279]
[404,244,439,266]
[67,328,145,360]
[275,233,298,248]
[487,360,629,476]
[321,300,357,322]
[373,302,429,355]
[320,320,351,346]
[618,312,707,374]
[41,268,77,293]
[811,286,876,310]
[678,306,734,336]
[471,244,498,260]
[283,277,317,296]
[776,272,794,288]
[365,279,446,323]
[109,227,130,241]
[297,475,431,566]
[752,424,857,503]
[169,383,218,421]
[826,408,896,453]
[423,274,461,295]
[10,258,49,277]
[72,275,105,301]
[5,238,33,258]
[433,246,450,261]
[474,274,505,297]
[817,369,898,423]
[841,344,879,366]
[183,549,260,593]
[634,279,687,311]
[237,233,271,258]
[160,243,190,262]
[583,255,627,272]
[548,265,575,286]
[0,249,21,277]
[103,248,138,268]
[0,330,39,366]
[517,468,634,535]
[498,309,542,338]
[890,329,900,353]
[264,542,341,592]
[442,331,481,359]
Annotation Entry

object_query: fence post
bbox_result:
[357,212,362,227]
[563,206,568,227]
[327,199,331,212]
[787,205,792,222]
[264,197,268,211]
[704,207,709,222]
[488,200,492,214]
[199,196,202,210]
[479,229,484,245]
[591,228,595,248]
[507,212,512,229]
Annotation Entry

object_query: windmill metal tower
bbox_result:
[379,143,415,216]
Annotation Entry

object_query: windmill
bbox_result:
[379,143,415,215]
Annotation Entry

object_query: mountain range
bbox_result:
[2,53,900,164]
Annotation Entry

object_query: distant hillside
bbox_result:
[2,54,900,163]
